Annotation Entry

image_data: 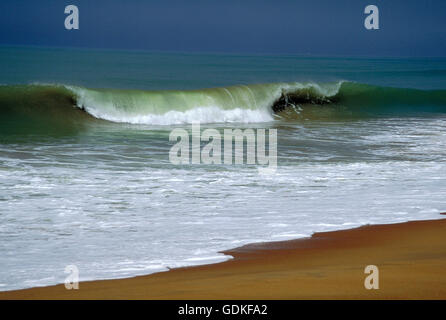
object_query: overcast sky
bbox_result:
[0,0,445,56]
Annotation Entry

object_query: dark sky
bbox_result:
[0,0,445,56]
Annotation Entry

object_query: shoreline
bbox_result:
[1,216,446,299]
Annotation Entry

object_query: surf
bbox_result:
[1,81,446,135]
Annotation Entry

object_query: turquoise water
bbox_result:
[1,46,446,290]
[2,46,446,90]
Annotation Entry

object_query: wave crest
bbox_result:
[1,81,446,134]
[68,82,343,124]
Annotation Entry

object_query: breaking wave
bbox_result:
[1,81,446,134]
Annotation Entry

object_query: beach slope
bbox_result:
[1,218,446,299]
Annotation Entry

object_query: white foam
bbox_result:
[85,105,274,125]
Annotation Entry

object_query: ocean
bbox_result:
[1,46,446,290]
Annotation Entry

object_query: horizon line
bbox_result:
[1,43,446,60]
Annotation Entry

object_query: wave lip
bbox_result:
[67,83,282,125]
[68,81,345,125]
[70,84,275,125]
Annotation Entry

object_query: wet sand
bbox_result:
[1,217,446,299]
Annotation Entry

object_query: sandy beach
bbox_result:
[1,216,445,300]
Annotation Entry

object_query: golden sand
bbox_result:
[1,218,446,299]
